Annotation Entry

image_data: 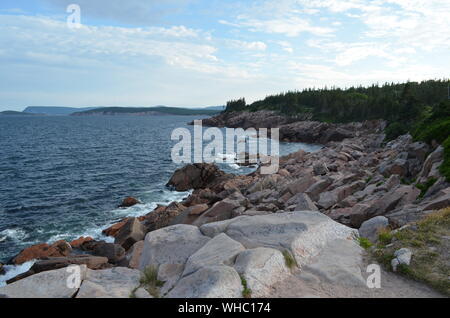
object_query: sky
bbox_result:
[0,0,449,111]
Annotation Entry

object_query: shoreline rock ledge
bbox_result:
[0,211,359,298]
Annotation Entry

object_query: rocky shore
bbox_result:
[1,111,449,298]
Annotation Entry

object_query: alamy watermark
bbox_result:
[67,4,81,29]
[171,121,280,175]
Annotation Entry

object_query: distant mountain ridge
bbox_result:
[71,106,222,116]
[23,106,100,115]
[15,105,224,116]
[0,110,41,116]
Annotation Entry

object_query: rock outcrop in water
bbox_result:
[1,111,448,298]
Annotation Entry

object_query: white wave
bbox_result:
[0,260,35,287]
[0,228,28,242]
[227,163,241,170]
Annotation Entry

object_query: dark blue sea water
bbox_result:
[0,115,321,266]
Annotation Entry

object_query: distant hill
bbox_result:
[23,106,101,116]
[0,110,42,116]
[195,106,225,111]
[71,106,221,116]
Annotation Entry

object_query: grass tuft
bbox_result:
[369,207,450,296]
[282,250,298,270]
[377,227,393,246]
[358,237,373,249]
[240,275,252,298]
[140,265,165,298]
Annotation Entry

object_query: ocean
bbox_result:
[0,115,322,265]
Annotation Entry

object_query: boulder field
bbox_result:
[1,113,448,298]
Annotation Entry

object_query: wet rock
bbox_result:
[11,241,72,265]
[166,163,228,191]
[92,242,126,264]
[143,202,187,231]
[0,263,4,275]
[7,255,109,284]
[119,197,141,208]
[70,237,94,249]
[103,218,130,238]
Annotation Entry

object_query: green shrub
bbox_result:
[378,227,393,246]
[440,136,450,182]
[416,177,438,198]
[385,122,409,141]
[140,266,165,298]
[414,118,450,144]
[358,237,373,249]
[282,250,298,270]
[240,275,252,298]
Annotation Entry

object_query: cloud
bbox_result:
[0,15,238,76]
[42,0,193,24]
[231,15,334,37]
[227,40,267,51]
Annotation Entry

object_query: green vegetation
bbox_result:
[440,136,450,182]
[358,237,373,249]
[371,208,450,296]
[240,275,252,298]
[416,177,438,198]
[224,79,450,182]
[225,80,449,124]
[377,227,394,246]
[139,265,165,298]
[282,250,298,270]
[73,106,221,116]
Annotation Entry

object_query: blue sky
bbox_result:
[0,0,449,111]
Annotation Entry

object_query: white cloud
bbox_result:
[0,15,255,78]
[229,15,334,37]
[227,40,267,51]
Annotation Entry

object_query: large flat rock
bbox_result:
[234,247,290,297]
[166,265,243,298]
[139,224,210,271]
[302,239,366,287]
[0,265,87,298]
[183,233,245,277]
[201,211,357,267]
[76,267,141,298]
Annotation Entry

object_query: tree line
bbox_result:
[225,79,450,180]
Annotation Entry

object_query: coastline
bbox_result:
[1,111,449,297]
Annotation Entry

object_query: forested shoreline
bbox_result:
[225,79,450,181]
